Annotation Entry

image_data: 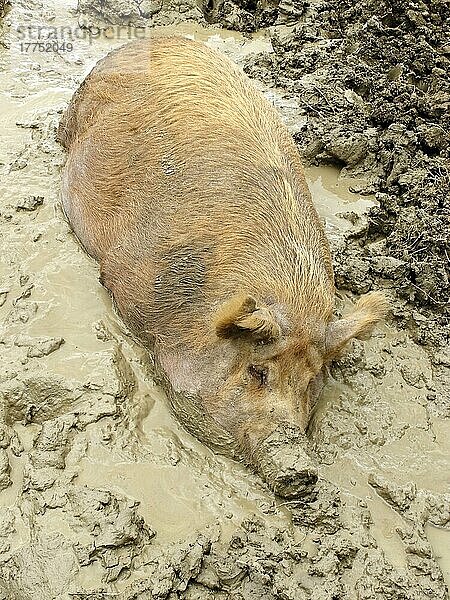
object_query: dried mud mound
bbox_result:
[244,0,450,350]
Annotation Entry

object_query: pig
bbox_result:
[57,36,388,498]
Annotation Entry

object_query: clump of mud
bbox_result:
[76,0,329,32]
[0,0,9,18]
[244,0,449,352]
[76,0,279,32]
[77,0,206,29]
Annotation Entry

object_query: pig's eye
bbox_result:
[248,364,268,387]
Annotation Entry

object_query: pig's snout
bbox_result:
[251,424,318,498]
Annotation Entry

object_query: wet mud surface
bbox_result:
[0,0,449,598]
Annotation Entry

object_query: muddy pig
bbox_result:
[58,36,388,498]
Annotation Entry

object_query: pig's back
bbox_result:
[59,36,334,344]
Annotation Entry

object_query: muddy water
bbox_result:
[313,321,450,576]
[0,1,449,597]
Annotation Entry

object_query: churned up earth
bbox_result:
[0,0,449,599]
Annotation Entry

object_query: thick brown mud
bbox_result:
[0,0,449,598]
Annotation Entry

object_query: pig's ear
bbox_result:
[214,294,281,343]
[325,292,389,358]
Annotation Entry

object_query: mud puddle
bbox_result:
[305,166,375,239]
[0,1,449,598]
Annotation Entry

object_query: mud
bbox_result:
[0,0,449,598]
[76,0,278,32]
